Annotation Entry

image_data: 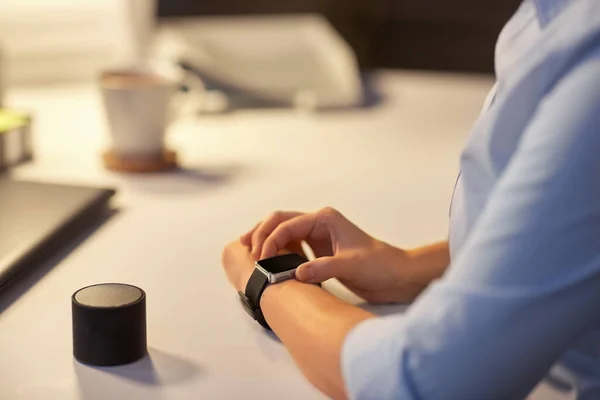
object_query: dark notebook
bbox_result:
[0,178,115,292]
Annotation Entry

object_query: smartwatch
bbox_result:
[238,253,308,330]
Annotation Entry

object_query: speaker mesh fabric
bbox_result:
[74,283,143,307]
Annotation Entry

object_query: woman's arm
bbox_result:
[221,239,447,399]
[261,280,373,399]
[223,239,449,398]
[341,47,600,399]
[404,241,450,296]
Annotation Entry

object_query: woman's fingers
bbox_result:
[285,240,307,258]
[260,207,351,259]
[250,211,304,260]
[295,255,357,284]
[240,221,261,246]
[245,208,349,261]
[260,213,331,259]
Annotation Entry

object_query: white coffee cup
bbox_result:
[100,70,175,158]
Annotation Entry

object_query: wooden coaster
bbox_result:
[103,149,178,173]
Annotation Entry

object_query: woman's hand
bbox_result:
[240,211,332,261]
[222,237,374,400]
[241,207,428,304]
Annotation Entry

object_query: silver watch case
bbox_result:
[254,262,297,284]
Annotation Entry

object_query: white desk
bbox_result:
[2,70,564,399]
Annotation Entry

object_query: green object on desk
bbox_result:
[0,109,29,133]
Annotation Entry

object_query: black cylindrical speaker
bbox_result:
[72,283,147,366]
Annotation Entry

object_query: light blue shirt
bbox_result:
[342,1,600,398]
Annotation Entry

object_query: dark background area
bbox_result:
[157,0,522,74]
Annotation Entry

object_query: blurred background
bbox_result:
[158,0,520,73]
[0,0,520,91]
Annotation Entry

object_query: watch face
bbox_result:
[256,253,308,274]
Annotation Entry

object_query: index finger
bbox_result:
[240,221,261,246]
[261,213,328,259]
[250,211,304,260]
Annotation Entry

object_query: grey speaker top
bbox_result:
[74,283,143,308]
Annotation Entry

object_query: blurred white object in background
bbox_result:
[154,14,364,111]
[0,2,362,112]
[123,0,157,70]
[0,0,147,86]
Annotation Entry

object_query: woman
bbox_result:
[222,1,600,398]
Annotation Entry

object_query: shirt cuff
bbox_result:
[342,314,417,400]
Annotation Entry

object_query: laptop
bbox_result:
[0,178,115,292]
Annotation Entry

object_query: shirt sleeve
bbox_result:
[342,51,600,399]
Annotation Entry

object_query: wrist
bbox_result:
[389,246,430,303]
[237,269,254,293]
[260,278,295,307]
[408,242,449,269]
[372,241,443,303]
[260,278,322,310]
[405,242,449,284]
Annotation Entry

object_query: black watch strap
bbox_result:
[238,269,271,330]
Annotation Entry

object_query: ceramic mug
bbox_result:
[100,70,176,158]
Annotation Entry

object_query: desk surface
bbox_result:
[0,71,561,399]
